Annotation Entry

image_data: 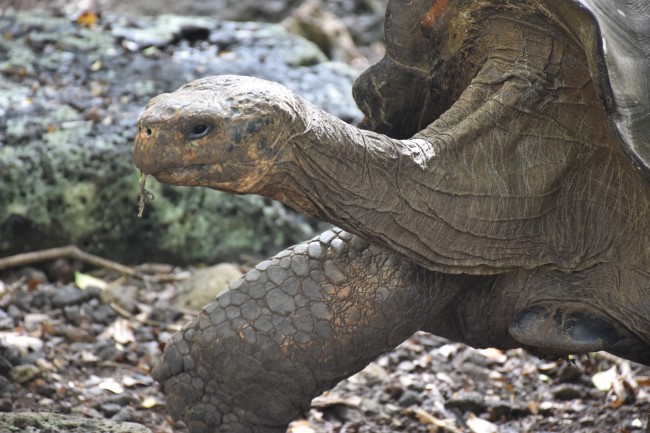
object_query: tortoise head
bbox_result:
[133,75,299,194]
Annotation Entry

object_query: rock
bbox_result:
[0,397,13,412]
[101,285,139,313]
[552,384,585,401]
[9,364,40,384]
[99,0,303,22]
[0,10,356,265]
[283,0,363,66]
[0,412,151,433]
[556,362,584,383]
[0,310,13,331]
[51,286,100,308]
[174,263,243,310]
[397,390,422,407]
[445,391,487,414]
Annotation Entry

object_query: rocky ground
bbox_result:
[0,262,649,433]
[1,1,649,433]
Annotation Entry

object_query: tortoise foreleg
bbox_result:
[152,228,451,433]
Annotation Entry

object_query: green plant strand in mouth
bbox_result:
[137,171,155,218]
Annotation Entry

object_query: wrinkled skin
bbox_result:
[133,0,650,431]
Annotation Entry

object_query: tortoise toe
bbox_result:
[509,302,627,354]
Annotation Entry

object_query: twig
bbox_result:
[410,408,463,433]
[0,245,136,276]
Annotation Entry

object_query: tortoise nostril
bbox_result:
[146,128,152,136]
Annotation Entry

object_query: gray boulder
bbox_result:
[0,412,150,433]
[0,12,359,264]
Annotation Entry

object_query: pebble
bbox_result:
[552,384,584,401]
[0,397,13,412]
[556,363,583,383]
[397,390,421,407]
[52,286,101,308]
[100,402,124,417]
[0,412,152,433]
[9,364,40,383]
[175,264,243,311]
[101,285,139,314]
[0,309,14,330]
[445,391,487,414]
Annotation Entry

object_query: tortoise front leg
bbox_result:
[152,228,475,433]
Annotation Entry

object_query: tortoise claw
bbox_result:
[509,302,624,353]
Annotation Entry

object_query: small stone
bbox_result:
[100,402,124,417]
[52,286,100,308]
[557,363,583,383]
[397,390,422,407]
[445,391,486,414]
[175,264,243,311]
[34,381,57,397]
[9,364,40,384]
[0,309,14,330]
[23,313,50,332]
[0,376,12,397]
[101,285,139,314]
[552,384,584,401]
[0,412,151,432]
[0,397,13,412]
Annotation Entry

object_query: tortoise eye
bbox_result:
[188,124,213,139]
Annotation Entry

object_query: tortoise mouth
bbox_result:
[149,163,218,185]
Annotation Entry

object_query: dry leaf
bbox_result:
[99,378,124,394]
[76,11,98,28]
[477,348,507,364]
[636,376,650,387]
[98,318,135,344]
[311,394,361,408]
[141,396,158,408]
[411,408,462,433]
[75,271,107,290]
[466,413,498,433]
[0,332,43,353]
[287,420,316,433]
[592,366,617,391]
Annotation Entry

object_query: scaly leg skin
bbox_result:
[152,228,481,433]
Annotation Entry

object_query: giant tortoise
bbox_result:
[133,0,650,431]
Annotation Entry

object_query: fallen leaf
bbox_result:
[411,407,462,433]
[0,332,43,353]
[636,376,650,387]
[311,394,361,408]
[466,413,498,433]
[592,366,617,391]
[98,378,124,394]
[98,318,135,345]
[477,348,507,364]
[122,374,154,387]
[287,420,316,433]
[438,343,460,358]
[141,396,158,408]
[75,271,107,290]
[80,351,100,363]
[75,11,98,28]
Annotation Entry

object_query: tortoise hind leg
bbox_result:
[507,266,650,365]
[510,302,627,352]
[510,301,650,364]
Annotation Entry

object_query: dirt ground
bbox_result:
[0,263,649,433]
